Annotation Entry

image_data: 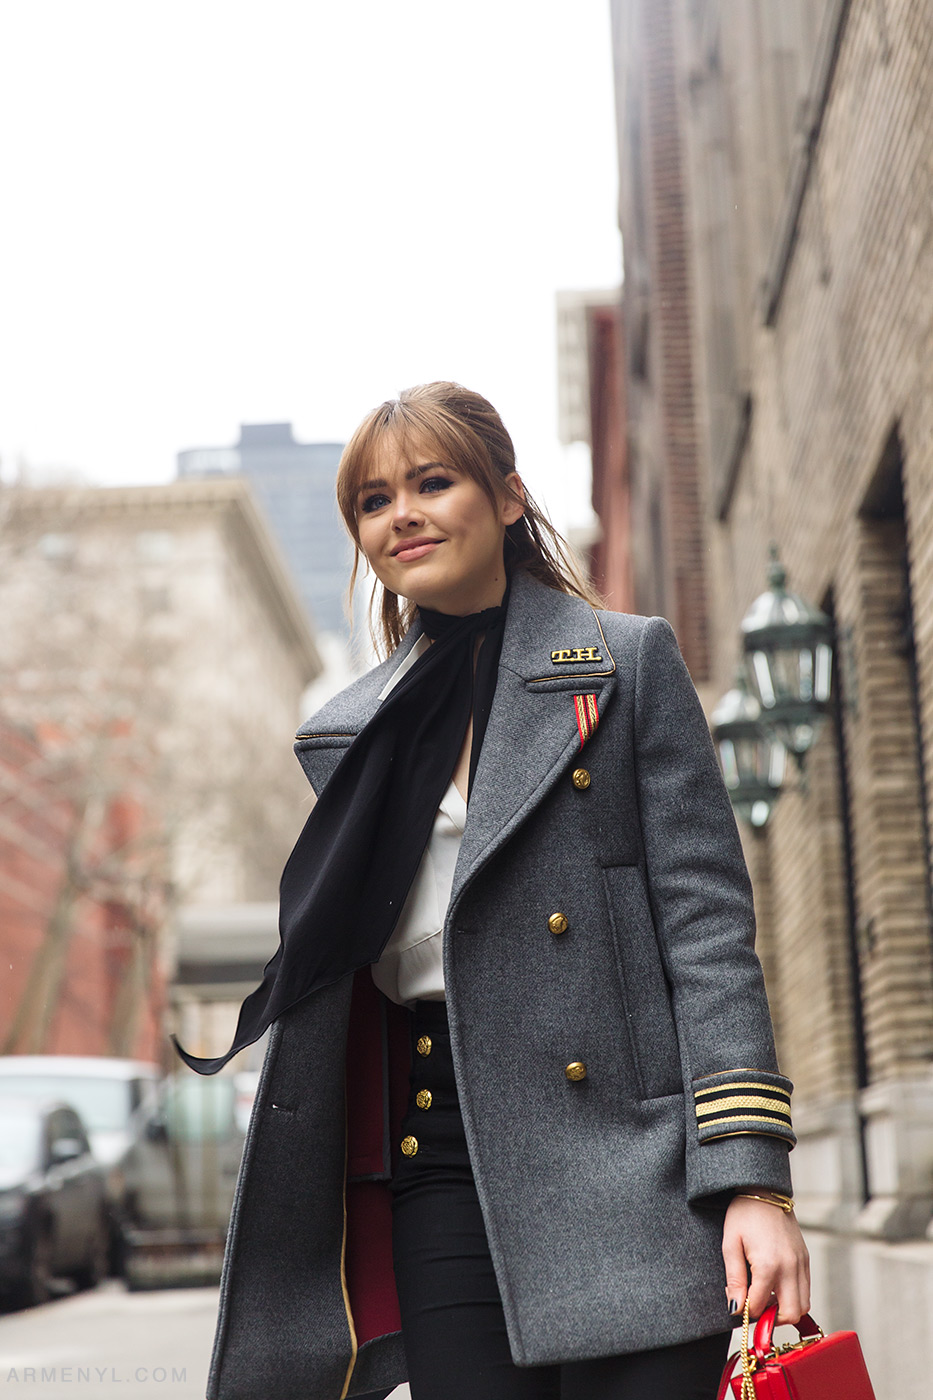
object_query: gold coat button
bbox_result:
[416,1089,433,1110]
[416,1035,432,1056]
[572,768,591,790]
[565,1062,587,1082]
[401,1135,419,1157]
[548,912,569,936]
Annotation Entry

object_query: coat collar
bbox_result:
[449,570,617,908]
[295,570,618,905]
[496,567,615,686]
[297,569,615,741]
[294,614,426,741]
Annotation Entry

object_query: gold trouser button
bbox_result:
[416,1035,432,1056]
[416,1089,433,1110]
[572,767,591,790]
[565,1062,587,1082]
[548,912,569,936]
[401,1135,419,1157]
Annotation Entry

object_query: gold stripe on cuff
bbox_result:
[699,1114,794,1132]
[696,1095,793,1119]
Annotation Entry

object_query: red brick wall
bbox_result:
[614,0,711,676]
[588,304,635,611]
[0,719,167,1063]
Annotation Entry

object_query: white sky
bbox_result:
[0,1,621,536]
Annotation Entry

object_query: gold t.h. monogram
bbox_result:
[550,647,603,664]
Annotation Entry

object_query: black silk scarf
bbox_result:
[173,583,509,1074]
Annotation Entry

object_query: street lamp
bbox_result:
[711,668,786,827]
[740,545,833,765]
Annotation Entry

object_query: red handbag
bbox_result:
[717,1300,876,1400]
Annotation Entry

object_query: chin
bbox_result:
[383,555,502,614]
[387,568,461,610]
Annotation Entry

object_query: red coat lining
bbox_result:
[344,970,411,1345]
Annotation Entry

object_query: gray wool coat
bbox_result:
[205,569,795,1400]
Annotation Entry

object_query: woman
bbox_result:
[181,383,809,1400]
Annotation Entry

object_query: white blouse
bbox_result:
[370,777,466,1006]
[370,634,466,1007]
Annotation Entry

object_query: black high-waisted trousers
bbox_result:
[383,1001,731,1400]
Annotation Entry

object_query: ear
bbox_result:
[500,472,526,528]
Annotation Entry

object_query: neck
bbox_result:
[418,574,511,642]
[414,573,509,619]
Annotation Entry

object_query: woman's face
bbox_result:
[355,437,525,614]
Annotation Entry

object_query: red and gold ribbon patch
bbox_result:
[573,693,599,749]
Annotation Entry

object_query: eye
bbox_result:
[421,475,453,493]
[360,492,390,514]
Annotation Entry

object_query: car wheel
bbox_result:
[13,1222,54,1308]
[107,1216,126,1278]
[73,1215,109,1291]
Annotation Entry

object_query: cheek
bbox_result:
[459,498,502,546]
[357,508,383,543]
[356,519,384,570]
[442,490,499,537]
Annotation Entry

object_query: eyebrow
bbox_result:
[357,462,456,495]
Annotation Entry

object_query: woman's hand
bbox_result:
[722,1195,810,1323]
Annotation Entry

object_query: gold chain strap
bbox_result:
[740,1299,756,1400]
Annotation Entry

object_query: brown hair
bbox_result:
[336,381,603,656]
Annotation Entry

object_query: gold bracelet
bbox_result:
[735,1191,795,1214]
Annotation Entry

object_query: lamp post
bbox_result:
[711,669,785,828]
[740,545,833,766]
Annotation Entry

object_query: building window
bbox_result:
[38,532,76,559]
[135,530,175,563]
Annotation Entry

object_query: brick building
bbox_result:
[0,479,322,1063]
[610,0,933,1385]
[556,289,634,611]
[0,717,166,1061]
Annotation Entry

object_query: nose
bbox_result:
[391,485,425,531]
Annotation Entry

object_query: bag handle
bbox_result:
[752,1302,823,1359]
[717,1301,826,1400]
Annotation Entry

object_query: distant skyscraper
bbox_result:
[177,424,349,636]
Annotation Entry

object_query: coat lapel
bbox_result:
[449,571,617,909]
[295,572,618,904]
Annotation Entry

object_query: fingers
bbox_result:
[772,1227,811,1325]
[721,1224,748,1316]
[773,1249,811,1326]
[745,1259,804,1324]
[745,1273,778,1322]
[799,1255,811,1316]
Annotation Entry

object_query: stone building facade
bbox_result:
[610,0,933,1386]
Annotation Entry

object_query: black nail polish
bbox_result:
[728,1299,739,1315]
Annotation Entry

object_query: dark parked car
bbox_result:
[0,1056,161,1272]
[0,1097,109,1307]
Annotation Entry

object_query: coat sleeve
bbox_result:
[632,614,794,1205]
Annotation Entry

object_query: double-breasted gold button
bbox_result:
[401,1135,419,1157]
[548,912,569,936]
[416,1089,433,1110]
[572,768,591,790]
[416,1035,432,1057]
[565,1062,587,1082]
